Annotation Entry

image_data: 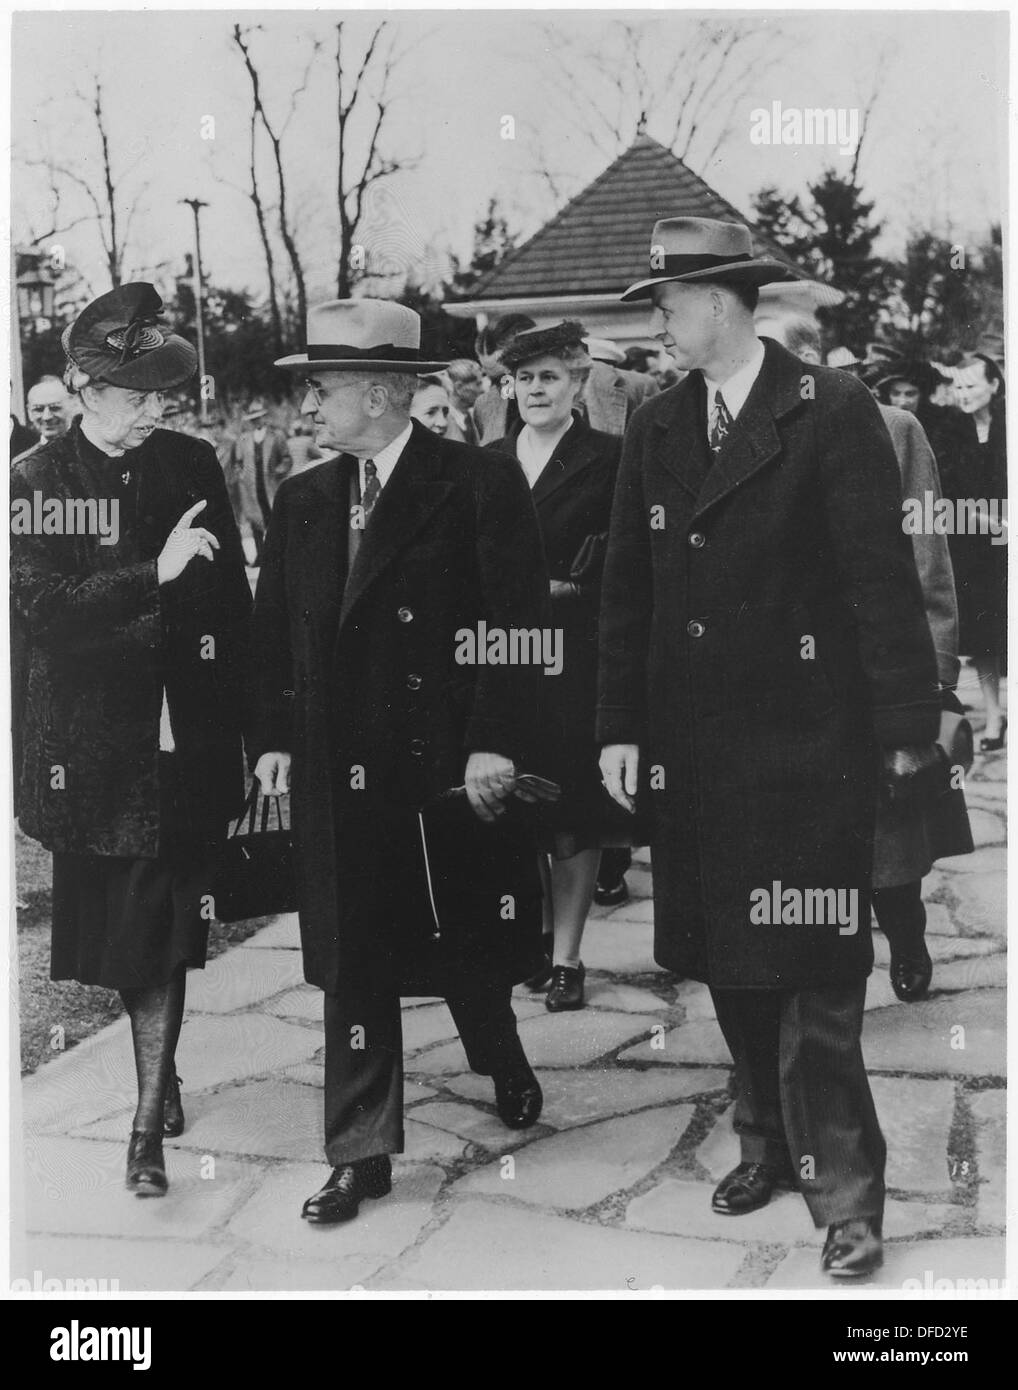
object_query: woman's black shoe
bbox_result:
[163,1074,184,1138]
[890,943,933,1002]
[546,963,585,1011]
[493,1062,543,1129]
[126,1130,168,1198]
[979,717,1007,753]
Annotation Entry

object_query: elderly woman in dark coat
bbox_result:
[10,285,251,1197]
[488,322,635,1011]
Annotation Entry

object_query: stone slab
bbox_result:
[871,1076,956,1193]
[172,1013,326,1090]
[21,1136,263,1240]
[935,845,1006,876]
[602,897,655,924]
[410,1102,546,1151]
[933,954,1007,993]
[22,1020,140,1134]
[951,873,1006,938]
[767,1236,1006,1291]
[212,1255,388,1292]
[872,933,999,965]
[239,914,301,948]
[863,992,1006,1077]
[375,1200,744,1291]
[411,1010,661,1073]
[440,1066,728,1128]
[626,1180,958,1244]
[619,1018,732,1066]
[147,1079,321,1161]
[924,902,960,937]
[969,1089,1006,1229]
[577,919,662,974]
[585,982,671,1013]
[403,1119,468,1162]
[450,1106,693,1209]
[226,1160,444,1267]
[695,1105,739,1182]
[12,1234,230,1294]
[265,986,322,1021]
[964,808,1006,845]
[186,948,307,1013]
[675,982,717,1021]
[401,1003,461,1053]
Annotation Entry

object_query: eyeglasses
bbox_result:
[304,379,364,408]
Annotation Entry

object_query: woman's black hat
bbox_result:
[62,283,197,390]
[500,320,589,372]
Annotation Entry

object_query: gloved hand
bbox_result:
[881,744,942,803]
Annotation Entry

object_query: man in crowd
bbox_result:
[226,400,292,564]
[250,299,550,1226]
[26,374,75,444]
[598,217,942,1278]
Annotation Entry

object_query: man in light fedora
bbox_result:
[226,398,291,565]
[597,217,942,1277]
[250,299,550,1225]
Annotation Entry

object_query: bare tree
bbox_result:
[334,20,412,296]
[233,24,314,331]
[18,75,149,287]
[524,16,788,200]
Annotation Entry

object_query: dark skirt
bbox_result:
[50,755,216,990]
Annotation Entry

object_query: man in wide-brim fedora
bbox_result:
[225,399,292,566]
[250,299,551,1224]
[598,217,942,1277]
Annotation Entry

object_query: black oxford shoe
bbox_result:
[711,1161,793,1216]
[493,1061,543,1129]
[126,1130,168,1198]
[546,963,585,1012]
[822,1218,883,1278]
[301,1155,392,1225]
[890,943,933,1003]
[593,877,629,907]
[163,1073,185,1138]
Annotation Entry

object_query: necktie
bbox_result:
[361,459,381,521]
[709,390,733,455]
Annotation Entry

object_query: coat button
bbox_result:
[406,673,423,690]
[397,606,414,623]
[688,531,706,548]
[687,619,706,638]
[409,738,426,757]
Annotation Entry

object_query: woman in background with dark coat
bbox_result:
[488,322,635,1011]
[10,285,251,1197]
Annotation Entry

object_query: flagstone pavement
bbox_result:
[13,708,1006,1293]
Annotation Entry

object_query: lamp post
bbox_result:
[180,198,209,423]
[12,248,58,419]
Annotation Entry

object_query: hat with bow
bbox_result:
[62,283,197,390]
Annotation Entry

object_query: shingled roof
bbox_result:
[469,133,806,301]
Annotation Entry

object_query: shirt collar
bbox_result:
[359,420,413,491]
[703,339,766,421]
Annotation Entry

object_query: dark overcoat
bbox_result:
[596,339,941,990]
[487,416,636,842]
[11,423,251,856]
[249,421,551,995]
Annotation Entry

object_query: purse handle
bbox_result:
[229,783,286,838]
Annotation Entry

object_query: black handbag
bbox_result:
[214,783,297,923]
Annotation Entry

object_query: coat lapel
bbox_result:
[338,422,455,631]
[527,418,601,507]
[649,375,710,501]
[693,339,806,518]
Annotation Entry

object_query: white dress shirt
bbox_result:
[703,339,766,439]
[357,421,413,496]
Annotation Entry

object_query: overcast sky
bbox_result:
[11,7,1009,307]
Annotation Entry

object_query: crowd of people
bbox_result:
[9,212,1007,1281]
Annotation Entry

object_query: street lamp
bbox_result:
[16,252,56,333]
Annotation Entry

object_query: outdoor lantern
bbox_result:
[16,254,56,329]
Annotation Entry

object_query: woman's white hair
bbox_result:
[63,360,110,397]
